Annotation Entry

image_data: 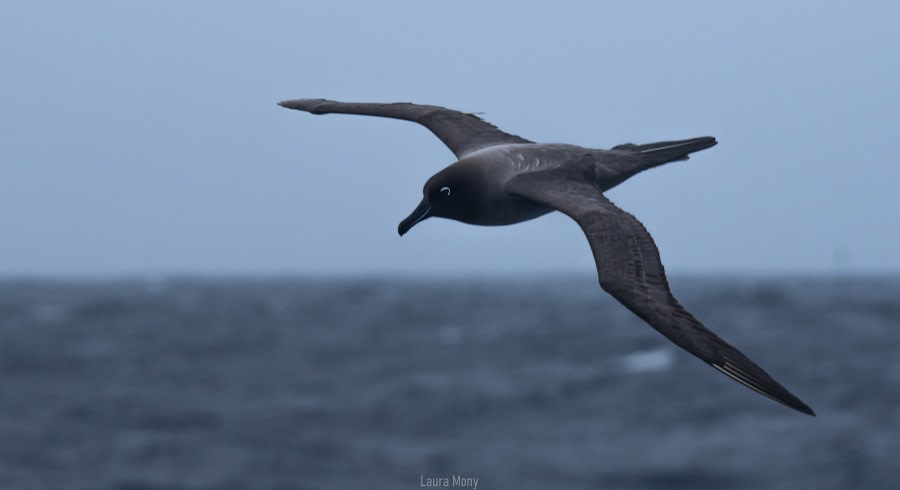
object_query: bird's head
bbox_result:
[397,166,480,236]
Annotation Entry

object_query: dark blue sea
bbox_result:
[1,276,898,489]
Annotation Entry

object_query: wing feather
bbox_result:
[279,99,532,158]
[506,171,814,415]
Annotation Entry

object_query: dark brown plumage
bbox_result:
[280,98,814,416]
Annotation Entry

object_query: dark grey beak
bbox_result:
[398,198,431,236]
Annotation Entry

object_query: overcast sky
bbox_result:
[2,1,897,277]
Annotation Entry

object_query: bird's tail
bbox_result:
[598,136,717,189]
[614,136,718,168]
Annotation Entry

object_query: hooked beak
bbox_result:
[398,198,431,236]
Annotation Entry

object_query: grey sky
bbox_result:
[2,1,897,277]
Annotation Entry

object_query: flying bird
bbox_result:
[279,99,814,416]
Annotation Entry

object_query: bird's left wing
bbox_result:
[279,99,533,158]
[506,169,815,415]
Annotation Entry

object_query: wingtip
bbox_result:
[795,401,816,417]
[278,99,301,110]
[780,395,815,416]
[712,362,815,416]
[278,98,333,113]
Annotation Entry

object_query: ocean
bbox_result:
[0,275,897,489]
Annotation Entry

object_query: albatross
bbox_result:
[279,98,814,416]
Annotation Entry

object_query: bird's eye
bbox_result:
[440,186,451,196]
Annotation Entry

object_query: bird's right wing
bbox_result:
[279,99,533,158]
[506,170,815,415]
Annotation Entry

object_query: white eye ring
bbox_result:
[440,186,451,196]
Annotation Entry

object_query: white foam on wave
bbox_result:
[438,324,462,345]
[31,303,68,323]
[617,347,675,374]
